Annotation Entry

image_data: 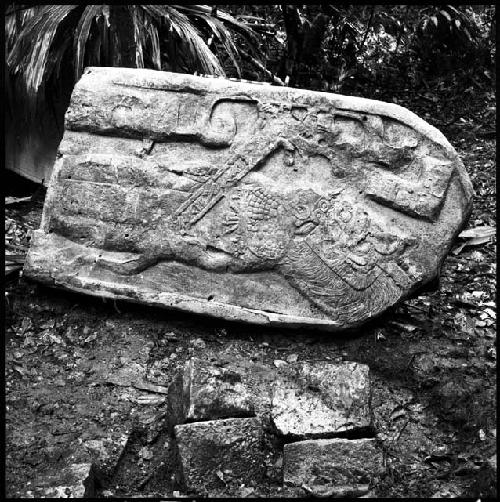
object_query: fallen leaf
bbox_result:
[240,486,255,497]
[273,360,287,368]
[481,301,496,308]
[482,307,495,318]
[134,395,166,405]
[139,446,154,460]
[389,321,417,332]
[459,226,495,239]
[5,195,32,205]
[133,381,169,394]
[390,409,407,421]
[466,236,494,246]
[13,364,26,375]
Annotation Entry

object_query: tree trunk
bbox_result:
[280,4,304,86]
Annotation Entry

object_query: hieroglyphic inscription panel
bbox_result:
[24,68,473,330]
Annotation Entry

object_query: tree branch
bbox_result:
[360,5,376,50]
[240,48,286,86]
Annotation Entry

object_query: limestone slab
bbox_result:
[283,438,384,487]
[166,357,253,425]
[32,462,96,498]
[174,417,266,494]
[24,67,473,330]
[271,361,372,438]
[166,357,275,426]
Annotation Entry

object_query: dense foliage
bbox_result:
[4,4,495,126]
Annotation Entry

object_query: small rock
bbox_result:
[139,446,154,460]
[283,438,384,487]
[84,440,109,461]
[174,417,266,495]
[273,359,288,368]
[191,338,206,349]
[487,453,497,473]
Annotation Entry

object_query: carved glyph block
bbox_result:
[24,67,473,330]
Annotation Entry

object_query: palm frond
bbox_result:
[129,5,161,71]
[176,5,260,45]
[176,5,262,58]
[142,4,225,75]
[5,5,37,54]
[74,5,109,81]
[7,5,80,101]
[174,6,243,77]
[130,5,145,68]
[146,16,162,70]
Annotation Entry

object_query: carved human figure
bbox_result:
[52,89,458,325]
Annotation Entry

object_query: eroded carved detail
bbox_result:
[29,68,473,328]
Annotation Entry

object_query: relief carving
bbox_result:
[24,68,473,330]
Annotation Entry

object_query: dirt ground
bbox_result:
[5,94,496,497]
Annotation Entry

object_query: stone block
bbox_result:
[166,357,372,436]
[24,67,473,330]
[174,418,266,495]
[33,462,96,498]
[166,357,277,427]
[283,438,384,487]
[271,361,372,437]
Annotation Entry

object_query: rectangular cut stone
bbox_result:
[166,358,372,438]
[166,357,277,426]
[33,463,96,498]
[283,438,384,487]
[167,357,254,425]
[24,67,473,330]
[174,418,266,495]
[271,361,372,438]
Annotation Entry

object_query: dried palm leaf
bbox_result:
[180,7,243,76]
[7,5,81,101]
[142,4,225,75]
[5,264,23,277]
[176,4,262,57]
[74,5,110,81]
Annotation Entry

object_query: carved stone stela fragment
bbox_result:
[24,67,473,330]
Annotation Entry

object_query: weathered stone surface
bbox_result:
[166,357,278,427]
[32,462,96,498]
[283,438,384,487]
[165,357,371,437]
[271,361,372,437]
[24,67,473,330]
[174,417,266,494]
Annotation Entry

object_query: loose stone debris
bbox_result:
[24,67,473,331]
[29,356,383,497]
